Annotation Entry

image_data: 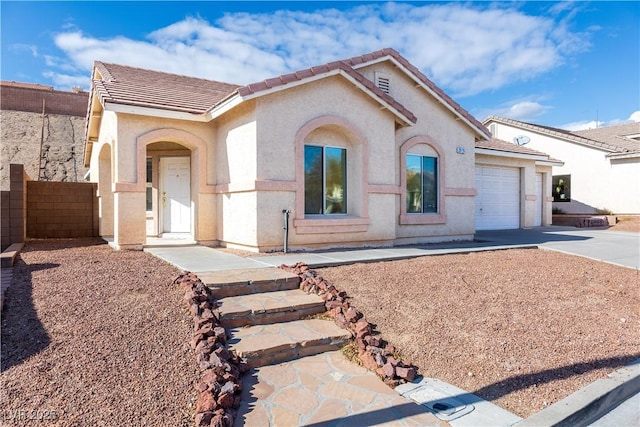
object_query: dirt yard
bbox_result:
[1,239,197,426]
[609,215,640,233]
[318,249,639,418]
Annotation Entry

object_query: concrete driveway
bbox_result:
[476,227,639,270]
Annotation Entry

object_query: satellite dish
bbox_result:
[514,135,530,145]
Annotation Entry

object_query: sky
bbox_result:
[1,1,638,130]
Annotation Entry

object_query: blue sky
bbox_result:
[1,1,638,130]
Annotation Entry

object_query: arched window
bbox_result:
[400,136,446,225]
[294,116,370,234]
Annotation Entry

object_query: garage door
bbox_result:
[475,166,520,230]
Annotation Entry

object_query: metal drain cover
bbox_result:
[396,380,475,421]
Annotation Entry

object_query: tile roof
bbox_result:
[234,59,417,124]
[90,48,490,138]
[573,122,640,153]
[92,62,241,114]
[476,138,562,163]
[484,116,640,155]
[343,48,491,140]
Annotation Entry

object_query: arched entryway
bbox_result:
[145,141,192,238]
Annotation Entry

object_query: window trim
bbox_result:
[399,136,446,225]
[294,116,370,234]
[405,154,438,214]
[304,144,348,215]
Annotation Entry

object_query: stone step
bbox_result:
[228,319,352,369]
[199,268,300,298]
[218,289,326,328]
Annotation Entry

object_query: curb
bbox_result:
[515,358,640,427]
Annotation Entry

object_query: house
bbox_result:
[84,48,559,251]
[484,116,640,215]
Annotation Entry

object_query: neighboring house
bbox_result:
[0,81,89,190]
[484,116,640,215]
[84,48,558,251]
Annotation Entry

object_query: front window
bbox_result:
[406,154,438,213]
[146,157,153,212]
[304,145,347,214]
[553,174,571,202]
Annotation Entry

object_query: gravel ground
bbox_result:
[1,238,197,426]
[609,215,640,233]
[318,249,639,418]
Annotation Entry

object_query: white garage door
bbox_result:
[535,173,543,226]
[475,166,520,230]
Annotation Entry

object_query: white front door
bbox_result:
[161,157,191,233]
[535,173,543,226]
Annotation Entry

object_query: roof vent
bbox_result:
[375,72,391,95]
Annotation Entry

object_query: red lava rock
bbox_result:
[359,350,379,371]
[345,307,360,323]
[196,391,218,412]
[354,319,371,338]
[364,335,381,347]
[213,327,227,344]
[334,313,349,329]
[396,366,417,382]
[356,338,367,351]
[374,352,386,367]
[195,411,213,427]
[217,391,235,408]
[382,361,396,378]
[215,346,232,361]
[210,413,225,427]
[195,323,214,335]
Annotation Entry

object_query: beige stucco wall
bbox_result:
[249,76,398,250]
[358,61,478,242]
[489,121,640,214]
[90,111,222,247]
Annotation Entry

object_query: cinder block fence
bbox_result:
[26,181,99,238]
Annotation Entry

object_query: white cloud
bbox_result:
[479,99,551,122]
[560,110,640,131]
[47,2,591,94]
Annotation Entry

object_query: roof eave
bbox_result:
[606,152,640,160]
[353,55,491,140]
[208,68,416,126]
[483,116,620,153]
[104,101,209,122]
[475,147,553,162]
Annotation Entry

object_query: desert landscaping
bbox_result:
[1,234,638,423]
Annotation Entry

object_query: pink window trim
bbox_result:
[399,135,446,225]
[294,116,370,234]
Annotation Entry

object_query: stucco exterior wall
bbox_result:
[357,62,477,241]
[249,76,398,250]
[489,122,639,214]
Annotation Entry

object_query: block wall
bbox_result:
[1,164,27,250]
[27,181,98,238]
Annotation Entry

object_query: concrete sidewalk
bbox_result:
[146,226,639,272]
